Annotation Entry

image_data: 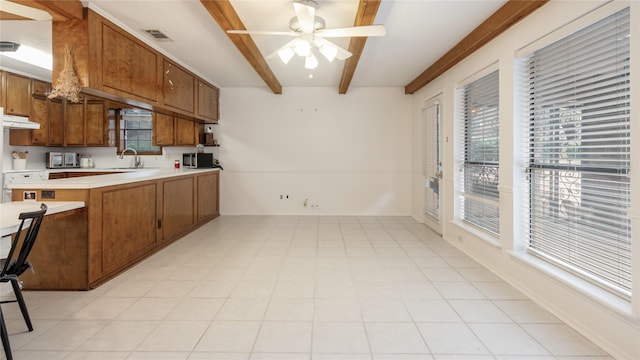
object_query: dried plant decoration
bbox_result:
[48,44,81,103]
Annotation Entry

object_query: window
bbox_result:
[457,70,500,236]
[108,108,161,154]
[522,8,630,297]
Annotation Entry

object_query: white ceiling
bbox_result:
[0,0,507,91]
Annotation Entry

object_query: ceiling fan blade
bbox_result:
[293,0,316,33]
[227,30,297,36]
[315,25,386,38]
[313,38,352,61]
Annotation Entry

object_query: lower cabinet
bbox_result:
[19,171,219,290]
[97,182,158,275]
[197,172,219,222]
[20,208,89,290]
[161,176,195,242]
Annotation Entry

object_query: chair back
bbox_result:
[1,204,48,277]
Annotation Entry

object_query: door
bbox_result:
[422,95,442,234]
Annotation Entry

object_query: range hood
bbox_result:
[1,107,40,129]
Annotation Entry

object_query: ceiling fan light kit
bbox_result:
[228,0,385,71]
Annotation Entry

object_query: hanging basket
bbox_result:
[48,45,81,103]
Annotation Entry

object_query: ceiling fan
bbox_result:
[227,0,385,69]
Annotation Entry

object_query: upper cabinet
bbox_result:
[4,72,32,116]
[197,80,219,123]
[52,10,160,105]
[53,9,219,123]
[163,60,195,113]
[100,24,160,103]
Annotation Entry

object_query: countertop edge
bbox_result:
[7,168,220,190]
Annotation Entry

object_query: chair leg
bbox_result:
[0,306,13,360]
[10,280,32,332]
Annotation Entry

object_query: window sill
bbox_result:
[508,251,634,320]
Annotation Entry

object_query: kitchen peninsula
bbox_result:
[6,168,220,290]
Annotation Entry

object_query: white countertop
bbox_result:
[0,201,86,237]
[7,167,220,190]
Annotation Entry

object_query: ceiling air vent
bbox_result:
[143,29,173,42]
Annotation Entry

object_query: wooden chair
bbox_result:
[0,204,47,360]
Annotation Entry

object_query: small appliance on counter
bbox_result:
[46,152,80,168]
[183,153,214,168]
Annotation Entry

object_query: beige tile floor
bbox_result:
[1,216,615,360]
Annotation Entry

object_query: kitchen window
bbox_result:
[456,69,500,237]
[108,108,161,155]
[521,7,631,297]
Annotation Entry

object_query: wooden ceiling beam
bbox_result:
[7,0,83,21]
[200,0,282,94]
[404,0,549,95]
[338,0,381,95]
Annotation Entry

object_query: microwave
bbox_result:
[182,153,214,168]
[46,152,80,168]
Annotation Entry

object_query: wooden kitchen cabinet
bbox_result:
[86,100,107,145]
[197,79,219,122]
[154,112,174,146]
[65,100,85,146]
[4,72,31,116]
[29,97,49,145]
[52,10,161,105]
[32,80,50,97]
[197,171,219,222]
[48,99,64,146]
[67,96,108,146]
[20,208,89,290]
[97,182,158,275]
[163,59,195,113]
[101,24,159,103]
[15,170,219,290]
[9,95,63,146]
[161,176,195,242]
[154,113,199,146]
[52,10,217,122]
[175,116,197,145]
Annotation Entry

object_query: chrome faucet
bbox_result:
[119,147,141,168]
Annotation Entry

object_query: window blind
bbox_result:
[522,7,631,296]
[457,70,500,235]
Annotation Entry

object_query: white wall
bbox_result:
[218,87,412,215]
[410,1,639,359]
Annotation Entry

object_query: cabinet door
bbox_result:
[154,112,174,146]
[197,172,219,223]
[197,80,219,122]
[101,183,158,273]
[163,60,194,113]
[101,24,159,102]
[175,117,196,145]
[30,97,49,145]
[86,100,107,145]
[65,101,85,146]
[32,80,50,97]
[48,99,64,146]
[5,73,31,116]
[162,177,195,242]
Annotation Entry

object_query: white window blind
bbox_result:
[522,7,631,297]
[457,70,500,235]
